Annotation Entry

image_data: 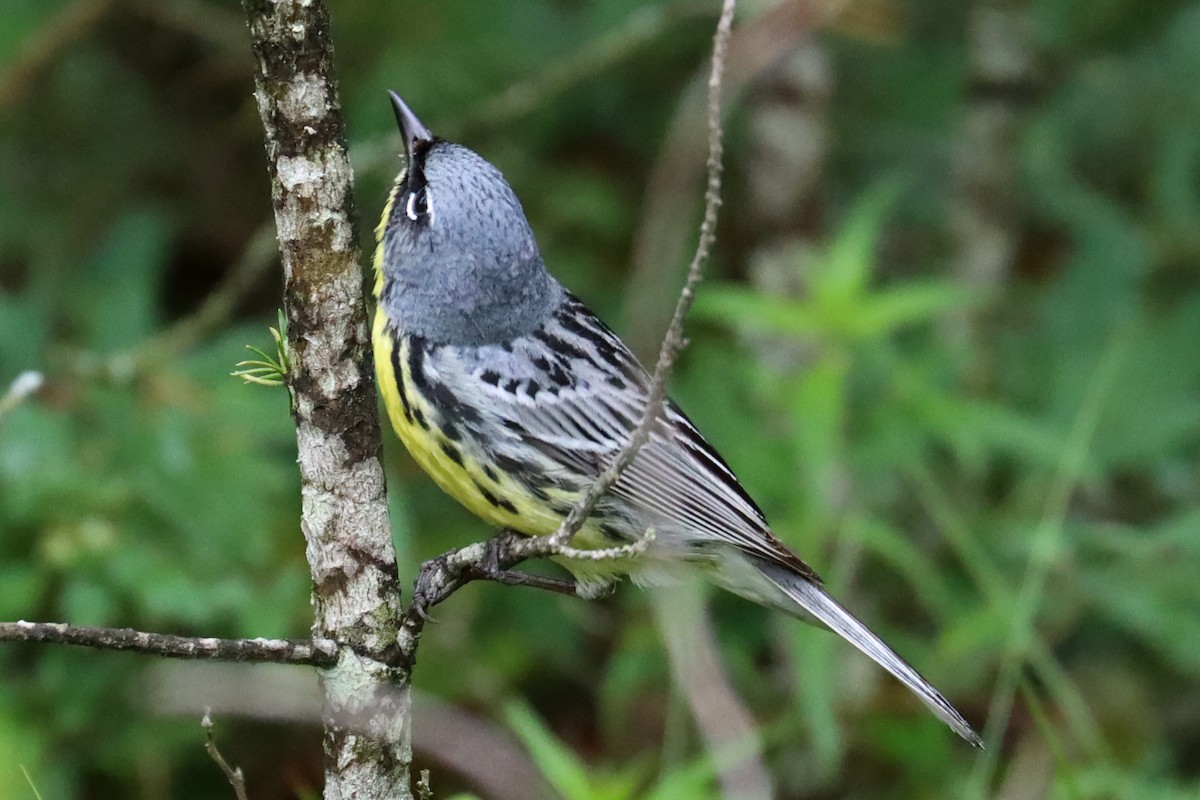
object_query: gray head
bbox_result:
[376,93,564,346]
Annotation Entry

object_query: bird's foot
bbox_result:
[474,533,579,597]
[410,554,459,622]
[409,533,581,623]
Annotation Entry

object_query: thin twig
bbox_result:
[461,1,713,131]
[0,621,337,667]
[624,0,821,353]
[52,224,279,386]
[547,0,736,551]
[398,0,739,662]
[203,710,251,800]
[351,1,714,178]
[554,528,656,562]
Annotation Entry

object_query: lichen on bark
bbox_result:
[240,1,409,797]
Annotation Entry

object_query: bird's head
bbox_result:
[375,93,562,346]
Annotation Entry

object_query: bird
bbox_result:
[372,91,981,747]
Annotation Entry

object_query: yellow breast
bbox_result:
[373,314,573,537]
[371,181,626,589]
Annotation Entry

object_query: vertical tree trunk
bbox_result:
[240,2,410,797]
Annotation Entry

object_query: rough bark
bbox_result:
[240,2,408,798]
[0,621,337,665]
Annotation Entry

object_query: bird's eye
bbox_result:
[405,187,429,221]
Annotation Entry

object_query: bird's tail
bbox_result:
[752,558,983,747]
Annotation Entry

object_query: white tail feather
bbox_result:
[755,561,983,747]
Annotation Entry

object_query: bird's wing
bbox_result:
[416,297,981,746]
[434,294,819,580]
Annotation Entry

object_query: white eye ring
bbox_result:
[405,189,432,221]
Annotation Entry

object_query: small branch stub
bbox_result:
[203,710,251,800]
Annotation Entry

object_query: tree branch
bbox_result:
[239,1,407,797]
[0,621,337,666]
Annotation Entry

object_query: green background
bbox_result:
[2,0,1199,798]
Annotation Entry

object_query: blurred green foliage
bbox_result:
[505,702,719,800]
[2,0,1199,798]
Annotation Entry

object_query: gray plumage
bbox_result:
[378,142,565,346]
[376,93,982,747]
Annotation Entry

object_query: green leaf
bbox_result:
[1080,512,1200,672]
[642,756,718,800]
[854,281,974,337]
[691,286,820,338]
[75,210,171,352]
[232,310,291,387]
[810,178,902,307]
[788,625,842,777]
[0,0,69,66]
[505,702,596,800]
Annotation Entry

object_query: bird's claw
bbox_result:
[410,554,454,622]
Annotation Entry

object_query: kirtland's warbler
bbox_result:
[373,93,981,746]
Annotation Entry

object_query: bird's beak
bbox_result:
[388,91,433,163]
